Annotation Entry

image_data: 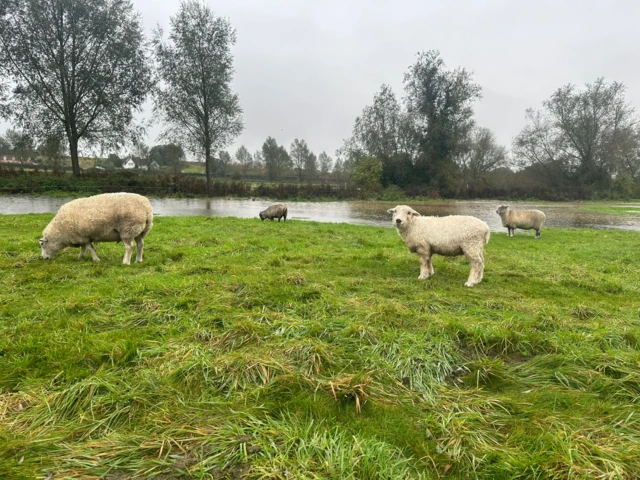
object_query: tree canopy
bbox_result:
[262,137,291,181]
[0,0,152,175]
[514,78,640,195]
[153,0,243,191]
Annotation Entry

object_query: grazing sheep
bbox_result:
[388,205,490,287]
[259,203,288,222]
[40,192,153,264]
[496,205,546,238]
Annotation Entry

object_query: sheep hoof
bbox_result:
[418,274,430,280]
[464,281,477,287]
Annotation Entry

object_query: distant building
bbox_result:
[149,161,160,171]
[122,159,136,169]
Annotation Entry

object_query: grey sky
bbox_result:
[4,0,640,160]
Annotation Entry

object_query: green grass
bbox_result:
[1,215,639,479]
[578,203,640,215]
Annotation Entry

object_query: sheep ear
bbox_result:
[387,208,396,214]
[39,237,47,244]
[410,209,421,217]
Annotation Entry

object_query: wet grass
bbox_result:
[1,214,639,479]
[579,204,640,216]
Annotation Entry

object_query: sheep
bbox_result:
[388,205,490,287]
[496,205,546,238]
[40,192,153,265]
[259,203,288,222]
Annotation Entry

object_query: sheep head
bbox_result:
[388,205,421,229]
[39,235,64,259]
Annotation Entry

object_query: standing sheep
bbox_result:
[496,205,546,238]
[259,203,288,222]
[40,192,153,265]
[388,205,490,287]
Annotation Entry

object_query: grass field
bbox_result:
[1,215,639,479]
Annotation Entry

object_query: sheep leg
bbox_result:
[85,243,100,262]
[122,239,134,265]
[535,229,541,238]
[463,249,484,287]
[78,245,86,259]
[418,255,434,280]
[135,235,144,263]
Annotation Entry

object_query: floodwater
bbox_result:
[1,196,639,232]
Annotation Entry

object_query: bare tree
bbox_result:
[217,150,231,176]
[263,137,291,181]
[318,151,333,181]
[131,140,150,169]
[235,145,252,176]
[38,135,66,172]
[253,149,264,170]
[514,78,639,190]
[456,127,508,196]
[153,0,243,191]
[290,138,311,181]
[6,129,34,168]
[0,0,152,176]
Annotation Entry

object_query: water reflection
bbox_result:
[1,196,639,232]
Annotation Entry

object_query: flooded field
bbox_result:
[1,196,639,232]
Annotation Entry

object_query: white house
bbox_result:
[122,159,136,169]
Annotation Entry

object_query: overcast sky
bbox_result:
[3,0,640,160]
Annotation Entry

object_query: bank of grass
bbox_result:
[1,215,639,479]
[579,203,640,215]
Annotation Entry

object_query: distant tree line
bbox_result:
[1,1,639,199]
[339,51,640,199]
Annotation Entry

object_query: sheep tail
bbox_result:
[484,229,491,245]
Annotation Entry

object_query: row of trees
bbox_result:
[513,78,640,197]
[0,0,241,190]
[341,50,640,198]
[0,129,66,171]
[2,0,639,198]
[227,139,342,182]
[0,128,187,174]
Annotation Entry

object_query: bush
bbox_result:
[380,184,406,201]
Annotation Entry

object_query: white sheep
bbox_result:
[40,192,153,264]
[259,203,288,222]
[388,205,490,287]
[496,205,546,238]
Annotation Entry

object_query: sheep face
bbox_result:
[496,205,508,216]
[387,205,421,230]
[39,236,64,259]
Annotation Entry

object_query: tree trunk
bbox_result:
[205,144,212,194]
[69,136,81,176]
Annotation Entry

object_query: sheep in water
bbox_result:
[388,205,490,287]
[40,192,153,264]
[259,203,288,222]
[496,205,546,238]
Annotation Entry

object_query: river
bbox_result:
[1,196,639,232]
